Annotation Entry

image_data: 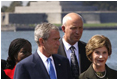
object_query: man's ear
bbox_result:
[39,38,44,45]
[62,25,65,32]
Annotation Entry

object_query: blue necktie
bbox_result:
[47,58,56,79]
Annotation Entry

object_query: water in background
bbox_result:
[1,30,117,70]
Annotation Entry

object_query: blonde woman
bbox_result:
[79,35,117,79]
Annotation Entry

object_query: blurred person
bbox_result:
[58,12,91,78]
[14,23,72,79]
[1,59,7,70]
[79,35,117,79]
[1,59,7,79]
[1,69,9,79]
[4,38,32,79]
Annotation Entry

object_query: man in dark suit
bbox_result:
[58,12,91,78]
[14,23,72,79]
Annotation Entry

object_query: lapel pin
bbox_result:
[58,64,61,66]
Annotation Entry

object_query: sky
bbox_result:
[1,1,29,7]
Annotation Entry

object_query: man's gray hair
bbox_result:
[34,22,59,45]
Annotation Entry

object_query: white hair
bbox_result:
[62,16,72,26]
[62,13,83,26]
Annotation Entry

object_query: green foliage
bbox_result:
[54,23,117,27]
[1,1,23,12]
[27,1,37,6]
[27,2,30,6]
[1,6,8,12]
[83,23,117,27]
[82,1,117,11]
[54,24,62,27]
[9,1,23,7]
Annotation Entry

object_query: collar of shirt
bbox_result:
[37,49,57,77]
[37,48,53,67]
[62,38,79,64]
[37,48,49,64]
[62,38,78,50]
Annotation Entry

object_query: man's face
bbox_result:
[43,30,60,56]
[63,18,83,45]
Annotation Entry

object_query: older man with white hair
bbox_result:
[58,12,91,79]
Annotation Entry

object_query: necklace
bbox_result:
[95,70,106,78]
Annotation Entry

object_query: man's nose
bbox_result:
[57,40,60,46]
[76,29,79,34]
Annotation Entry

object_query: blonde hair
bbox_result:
[86,35,112,62]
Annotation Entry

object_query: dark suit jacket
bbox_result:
[14,51,72,79]
[79,64,117,79]
[58,39,91,73]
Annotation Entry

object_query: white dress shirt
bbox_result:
[37,49,57,77]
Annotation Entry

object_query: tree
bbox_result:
[26,1,37,6]
[1,6,8,12]
[6,1,23,12]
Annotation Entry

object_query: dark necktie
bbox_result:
[70,46,79,79]
[47,58,56,79]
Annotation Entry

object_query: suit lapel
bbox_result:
[78,41,83,62]
[58,39,67,57]
[85,64,97,79]
[32,52,50,79]
[52,55,62,79]
[78,41,82,73]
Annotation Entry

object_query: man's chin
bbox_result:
[74,39,80,42]
[53,52,58,54]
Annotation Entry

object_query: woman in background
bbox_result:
[4,38,32,79]
[79,35,117,79]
